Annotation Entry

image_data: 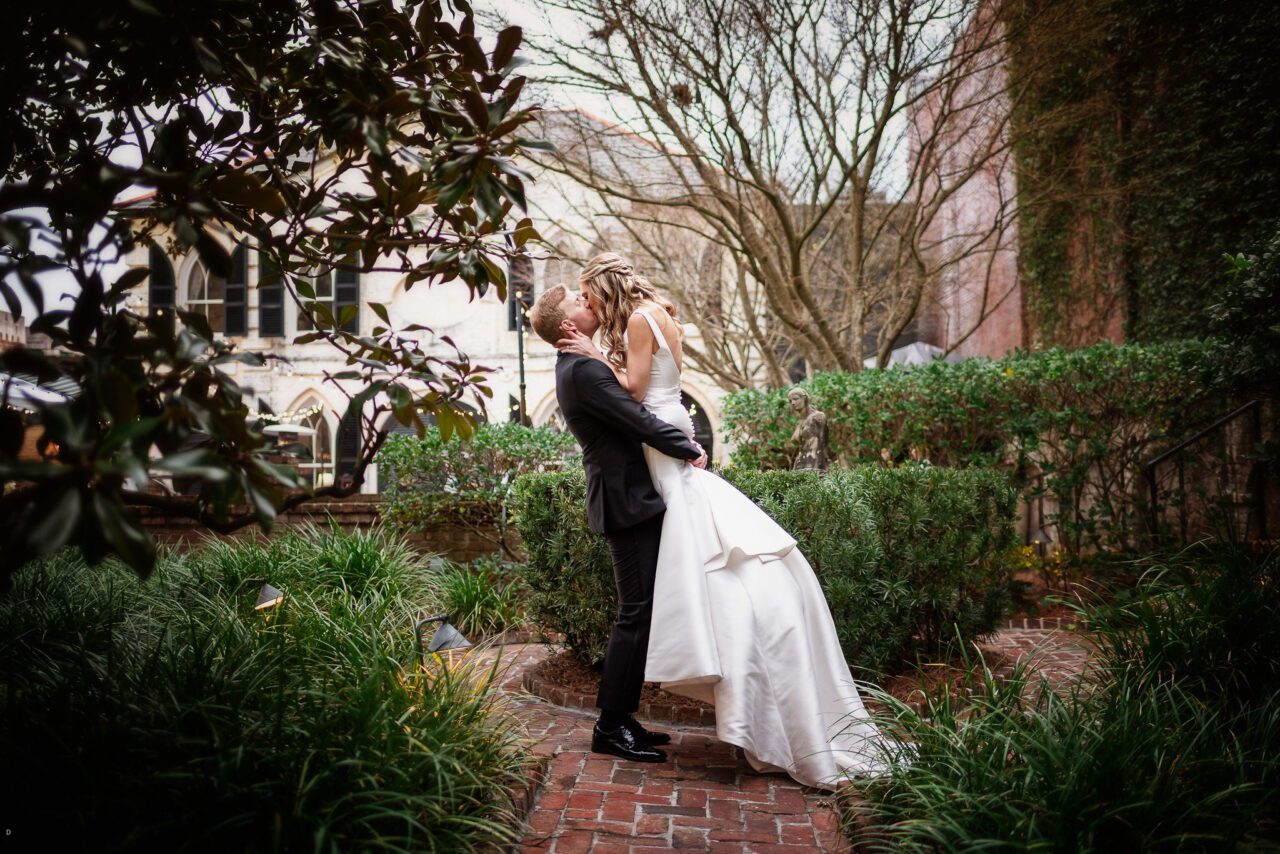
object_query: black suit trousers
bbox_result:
[596,511,665,713]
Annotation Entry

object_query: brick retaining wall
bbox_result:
[136,494,520,562]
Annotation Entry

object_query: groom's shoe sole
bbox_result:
[591,726,667,762]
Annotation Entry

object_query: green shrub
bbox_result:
[0,528,535,852]
[427,556,528,638]
[723,340,1227,553]
[378,422,578,559]
[1214,231,1280,405]
[509,469,616,666]
[850,547,1280,850]
[510,466,1017,677]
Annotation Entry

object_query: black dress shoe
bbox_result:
[625,717,671,746]
[591,721,667,762]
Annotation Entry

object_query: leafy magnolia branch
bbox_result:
[0,0,543,580]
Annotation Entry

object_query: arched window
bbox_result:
[266,396,333,488]
[681,391,714,463]
[299,406,333,488]
[186,260,226,333]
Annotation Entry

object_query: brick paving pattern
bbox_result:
[979,628,1096,689]
[473,624,1095,853]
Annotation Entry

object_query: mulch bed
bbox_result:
[872,648,1015,714]
[523,646,1016,723]
[522,649,715,726]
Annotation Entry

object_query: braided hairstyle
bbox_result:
[579,252,681,370]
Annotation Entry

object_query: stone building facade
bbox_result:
[0,309,24,353]
[121,135,732,493]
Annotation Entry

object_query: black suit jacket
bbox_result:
[556,352,701,534]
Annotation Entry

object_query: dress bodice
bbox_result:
[625,309,686,421]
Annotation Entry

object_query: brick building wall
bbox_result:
[138,494,522,563]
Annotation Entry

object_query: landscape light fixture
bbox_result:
[1030,528,1051,560]
[255,583,285,610]
[414,612,472,671]
[240,577,285,611]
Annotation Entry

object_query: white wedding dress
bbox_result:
[629,309,888,790]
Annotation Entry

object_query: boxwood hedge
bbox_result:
[510,465,1017,677]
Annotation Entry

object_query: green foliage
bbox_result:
[722,341,1225,552]
[1212,232,1280,400]
[508,469,616,665]
[0,528,535,851]
[378,422,578,558]
[850,547,1280,850]
[0,1,542,581]
[427,556,528,638]
[1005,0,1280,344]
[510,466,1017,677]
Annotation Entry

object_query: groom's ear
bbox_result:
[561,319,578,334]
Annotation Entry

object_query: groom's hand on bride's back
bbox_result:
[691,441,708,469]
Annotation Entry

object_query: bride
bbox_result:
[556,252,887,790]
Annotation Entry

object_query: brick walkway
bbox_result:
[979,628,1096,689]
[475,625,1095,854]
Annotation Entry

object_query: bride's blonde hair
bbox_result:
[579,252,680,370]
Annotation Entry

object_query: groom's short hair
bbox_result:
[529,284,568,345]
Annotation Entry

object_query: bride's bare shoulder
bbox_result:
[625,309,656,339]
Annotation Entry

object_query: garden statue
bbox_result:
[786,387,828,471]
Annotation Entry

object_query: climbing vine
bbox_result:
[1005,0,1280,345]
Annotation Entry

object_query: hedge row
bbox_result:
[721,340,1227,552]
[510,465,1017,678]
[378,422,578,557]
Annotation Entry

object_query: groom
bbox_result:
[529,283,706,763]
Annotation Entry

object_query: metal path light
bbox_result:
[1030,528,1051,560]
[255,583,285,610]
[415,612,472,672]
[241,577,285,610]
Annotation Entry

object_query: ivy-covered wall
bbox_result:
[1006,0,1280,346]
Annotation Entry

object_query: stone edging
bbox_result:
[478,629,541,646]
[520,668,718,728]
[498,755,550,854]
[1003,616,1089,631]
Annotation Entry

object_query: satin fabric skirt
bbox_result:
[640,407,888,789]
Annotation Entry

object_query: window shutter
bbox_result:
[507,255,534,331]
[224,244,248,335]
[148,243,175,312]
[336,409,361,480]
[258,249,284,337]
[335,263,359,333]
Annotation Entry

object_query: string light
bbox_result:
[250,403,326,423]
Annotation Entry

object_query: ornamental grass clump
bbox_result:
[0,528,535,853]
[428,556,528,638]
[848,547,1280,850]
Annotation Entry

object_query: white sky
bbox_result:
[8,1,912,323]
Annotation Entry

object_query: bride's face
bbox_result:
[579,283,598,316]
